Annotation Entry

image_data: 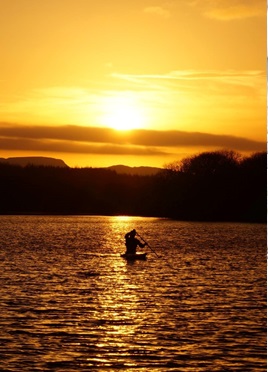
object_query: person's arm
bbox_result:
[137,240,147,248]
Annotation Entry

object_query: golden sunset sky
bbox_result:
[0,0,266,167]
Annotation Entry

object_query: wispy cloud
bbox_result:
[143,6,171,18]
[112,69,265,85]
[190,0,265,20]
[111,69,265,102]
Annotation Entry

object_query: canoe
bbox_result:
[120,253,147,260]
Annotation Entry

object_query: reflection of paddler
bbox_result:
[124,229,147,255]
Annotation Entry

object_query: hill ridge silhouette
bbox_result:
[107,165,162,175]
[0,156,68,168]
[0,156,162,175]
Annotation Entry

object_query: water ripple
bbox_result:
[0,216,266,371]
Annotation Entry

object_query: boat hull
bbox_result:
[120,253,147,260]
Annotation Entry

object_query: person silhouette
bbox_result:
[124,229,146,255]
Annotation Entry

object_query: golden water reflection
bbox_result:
[0,216,266,371]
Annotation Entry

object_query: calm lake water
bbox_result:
[0,215,266,371]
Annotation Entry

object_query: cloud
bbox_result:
[111,69,265,104]
[0,137,166,156]
[110,70,265,103]
[0,124,265,155]
[190,0,265,20]
[112,69,265,86]
[129,129,265,151]
[111,69,266,129]
[143,6,171,18]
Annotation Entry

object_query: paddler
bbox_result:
[124,229,147,255]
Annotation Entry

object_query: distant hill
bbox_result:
[0,157,162,174]
[107,165,162,176]
[0,156,68,167]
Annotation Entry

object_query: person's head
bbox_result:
[130,229,136,237]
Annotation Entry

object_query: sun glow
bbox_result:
[99,94,146,130]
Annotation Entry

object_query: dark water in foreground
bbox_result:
[0,216,266,371]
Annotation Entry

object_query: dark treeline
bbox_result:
[0,150,266,222]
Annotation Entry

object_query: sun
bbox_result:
[99,94,146,130]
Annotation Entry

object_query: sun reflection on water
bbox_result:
[90,255,151,368]
[0,216,266,371]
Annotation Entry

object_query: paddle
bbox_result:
[136,232,161,258]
